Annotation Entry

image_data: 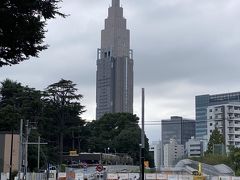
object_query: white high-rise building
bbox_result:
[207,103,240,150]
[163,139,184,167]
[149,141,161,170]
[195,92,240,139]
[96,0,133,120]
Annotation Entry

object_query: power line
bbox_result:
[139,124,161,126]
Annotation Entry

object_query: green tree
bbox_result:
[0,79,46,171]
[41,79,85,164]
[0,79,86,169]
[229,147,240,175]
[191,154,230,167]
[113,127,142,163]
[0,79,43,131]
[0,0,66,66]
[206,128,225,154]
[84,113,152,164]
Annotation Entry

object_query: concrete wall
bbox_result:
[0,133,19,173]
[0,134,5,172]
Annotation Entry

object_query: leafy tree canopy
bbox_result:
[40,79,86,164]
[206,128,225,154]
[84,113,152,165]
[192,147,240,176]
[0,79,43,130]
[0,79,86,169]
[229,146,240,175]
[0,0,66,66]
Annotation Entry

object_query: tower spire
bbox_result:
[96,0,133,120]
[112,0,120,7]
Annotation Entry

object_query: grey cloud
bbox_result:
[129,0,240,88]
[1,0,240,142]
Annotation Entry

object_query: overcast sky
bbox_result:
[1,0,240,142]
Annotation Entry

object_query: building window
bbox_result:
[210,123,213,126]
[209,109,212,112]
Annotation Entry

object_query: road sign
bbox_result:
[69,150,78,156]
[96,164,104,172]
[144,161,149,168]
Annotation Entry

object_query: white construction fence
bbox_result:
[1,172,240,180]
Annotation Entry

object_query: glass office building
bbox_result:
[195,92,240,139]
[162,116,195,146]
[161,116,195,166]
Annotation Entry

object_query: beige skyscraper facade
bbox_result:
[96,0,133,119]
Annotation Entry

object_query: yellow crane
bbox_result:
[192,162,206,180]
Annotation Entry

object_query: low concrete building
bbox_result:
[185,137,203,157]
[164,139,184,167]
[0,132,19,173]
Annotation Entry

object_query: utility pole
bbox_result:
[9,129,14,180]
[30,136,48,170]
[20,120,47,179]
[140,88,145,180]
[38,136,40,170]
[18,119,23,180]
[24,138,47,171]
[72,131,75,150]
[25,120,29,180]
